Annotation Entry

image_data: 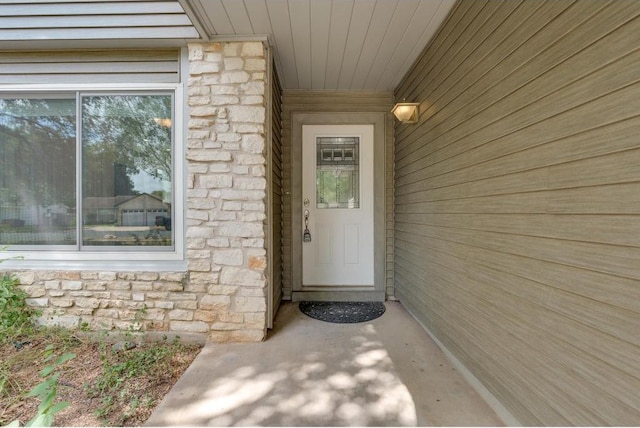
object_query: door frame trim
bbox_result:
[291,113,386,302]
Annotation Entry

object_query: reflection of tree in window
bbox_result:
[81,95,173,246]
[82,95,172,199]
[0,94,174,248]
[0,98,77,244]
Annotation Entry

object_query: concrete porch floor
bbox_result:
[146,301,506,426]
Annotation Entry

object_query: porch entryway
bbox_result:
[301,125,375,289]
[146,301,506,426]
[288,113,389,303]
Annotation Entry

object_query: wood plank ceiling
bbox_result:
[180,0,456,91]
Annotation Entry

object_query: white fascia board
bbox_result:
[0,27,200,40]
[0,39,199,50]
[208,34,270,43]
[176,0,211,41]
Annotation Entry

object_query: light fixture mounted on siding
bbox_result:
[391,102,420,123]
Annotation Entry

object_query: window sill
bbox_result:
[0,254,187,272]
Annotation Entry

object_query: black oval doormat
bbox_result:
[299,301,386,324]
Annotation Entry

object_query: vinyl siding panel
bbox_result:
[281,90,395,299]
[271,60,284,317]
[394,0,640,425]
[0,49,181,84]
[0,1,198,42]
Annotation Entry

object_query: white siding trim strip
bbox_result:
[0,27,199,40]
[0,15,194,29]
[0,61,178,74]
[0,2,185,16]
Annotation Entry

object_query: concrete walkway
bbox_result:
[146,301,505,426]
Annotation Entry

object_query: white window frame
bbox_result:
[0,83,186,271]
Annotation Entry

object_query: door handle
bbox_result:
[303,209,311,242]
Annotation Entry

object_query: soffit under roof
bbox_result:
[0,0,456,92]
[180,0,456,91]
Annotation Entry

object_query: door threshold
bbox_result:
[292,290,385,302]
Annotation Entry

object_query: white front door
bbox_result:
[302,125,374,286]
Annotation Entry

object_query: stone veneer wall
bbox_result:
[8,41,269,343]
[185,41,269,342]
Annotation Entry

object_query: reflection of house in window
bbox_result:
[45,203,74,227]
[83,193,169,226]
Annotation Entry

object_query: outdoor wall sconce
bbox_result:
[391,102,420,123]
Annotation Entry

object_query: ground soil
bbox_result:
[0,331,202,427]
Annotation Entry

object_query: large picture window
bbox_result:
[0,92,174,251]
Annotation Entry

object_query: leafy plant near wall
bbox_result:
[1,249,74,427]
[6,346,76,427]
[0,250,37,343]
[0,273,30,331]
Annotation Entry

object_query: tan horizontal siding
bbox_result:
[281,90,394,299]
[394,0,640,425]
[271,60,284,315]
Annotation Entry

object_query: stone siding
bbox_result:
[6,41,269,343]
[15,270,190,333]
[185,41,268,342]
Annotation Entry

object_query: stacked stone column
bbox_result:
[185,41,268,342]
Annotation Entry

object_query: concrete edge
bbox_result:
[402,304,522,427]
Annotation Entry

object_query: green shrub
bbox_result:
[0,273,37,338]
[1,274,24,326]
[0,248,35,338]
